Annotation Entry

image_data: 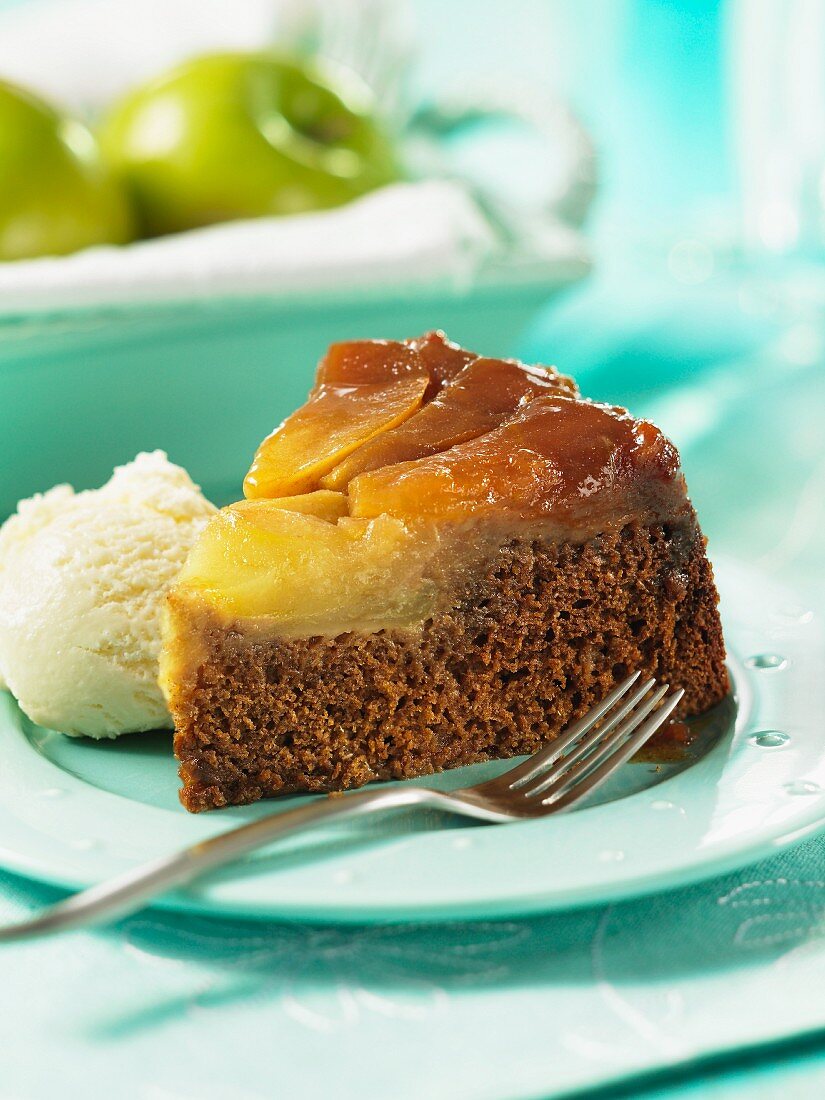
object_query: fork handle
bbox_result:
[0,786,449,944]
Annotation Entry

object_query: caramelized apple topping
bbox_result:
[244,332,574,500]
[315,339,425,385]
[349,395,680,523]
[322,356,575,489]
[243,373,429,498]
[235,490,348,521]
[409,330,479,399]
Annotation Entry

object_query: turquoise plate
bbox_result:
[0,557,823,923]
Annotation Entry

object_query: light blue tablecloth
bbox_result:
[3,262,825,1100]
[2,832,825,1098]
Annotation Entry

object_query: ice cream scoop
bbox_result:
[0,452,215,737]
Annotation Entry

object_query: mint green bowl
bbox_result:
[0,273,583,516]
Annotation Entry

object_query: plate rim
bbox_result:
[1,557,824,923]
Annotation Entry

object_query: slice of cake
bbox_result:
[160,332,728,812]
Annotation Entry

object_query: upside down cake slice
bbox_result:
[160,332,728,811]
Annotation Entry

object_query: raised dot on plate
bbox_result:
[651,799,677,811]
[784,780,821,796]
[452,835,473,850]
[333,869,354,885]
[37,787,66,799]
[749,730,790,748]
[598,849,625,862]
[745,654,788,671]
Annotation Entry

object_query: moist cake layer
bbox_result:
[169,517,728,812]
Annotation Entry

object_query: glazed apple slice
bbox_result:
[410,330,478,398]
[322,357,575,490]
[173,498,439,630]
[315,339,425,385]
[244,373,429,498]
[349,395,678,522]
[317,332,473,393]
[244,339,432,498]
[234,490,348,521]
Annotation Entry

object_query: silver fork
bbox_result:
[0,674,682,943]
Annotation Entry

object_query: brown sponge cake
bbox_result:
[160,334,728,812]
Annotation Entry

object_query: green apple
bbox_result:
[0,79,134,262]
[98,52,402,237]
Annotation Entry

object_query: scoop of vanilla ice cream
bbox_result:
[0,452,216,737]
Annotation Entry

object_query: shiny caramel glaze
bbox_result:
[243,372,428,498]
[315,338,425,385]
[410,330,480,399]
[322,355,575,489]
[349,394,683,527]
[244,331,577,501]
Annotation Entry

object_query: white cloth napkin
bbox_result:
[0,181,505,315]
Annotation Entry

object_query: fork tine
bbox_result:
[505,672,641,787]
[523,682,669,801]
[543,688,686,814]
[512,676,656,793]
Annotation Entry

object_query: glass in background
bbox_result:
[728,0,825,257]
